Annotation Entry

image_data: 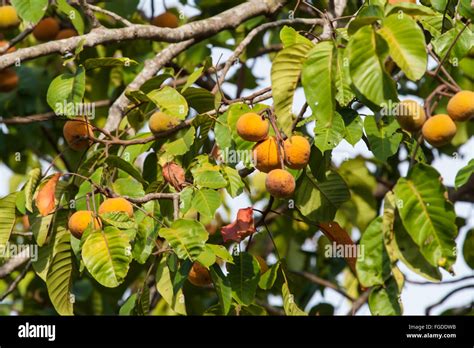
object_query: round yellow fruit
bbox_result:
[188,262,212,287]
[68,210,101,239]
[284,135,311,170]
[447,90,474,122]
[0,6,20,29]
[388,0,416,4]
[422,114,457,147]
[152,12,179,28]
[98,197,134,217]
[63,118,94,151]
[253,137,283,173]
[33,17,60,42]
[148,111,180,133]
[0,68,18,93]
[55,29,77,40]
[395,99,426,132]
[236,112,269,142]
[265,169,296,198]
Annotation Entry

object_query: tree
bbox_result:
[0,0,472,316]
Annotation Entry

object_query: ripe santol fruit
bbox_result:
[265,169,295,198]
[33,17,60,42]
[148,111,180,134]
[422,114,457,147]
[63,118,94,151]
[0,6,20,29]
[236,112,269,142]
[447,90,474,122]
[395,99,426,132]
[187,262,212,287]
[68,210,101,239]
[0,68,18,93]
[253,136,283,173]
[152,12,179,28]
[55,29,77,40]
[284,135,310,170]
[98,197,134,217]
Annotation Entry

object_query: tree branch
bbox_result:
[425,285,474,315]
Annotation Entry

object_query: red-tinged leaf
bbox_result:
[318,221,357,274]
[35,173,61,217]
[221,207,255,243]
[163,162,186,192]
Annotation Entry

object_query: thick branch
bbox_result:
[0,0,285,70]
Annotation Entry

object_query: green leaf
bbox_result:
[459,0,474,20]
[132,202,159,264]
[158,219,208,261]
[377,15,427,81]
[463,229,474,269]
[46,211,74,316]
[279,26,314,47]
[99,211,136,230]
[84,58,138,70]
[105,155,147,185]
[385,3,435,16]
[271,43,313,136]
[11,0,48,24]
[368,277,402,315]
[347,5,384,35]
[455,159,474,188]
[258,262,280,290]
[227,252,260,306]
[24,168,41,213]
[193,170,227,189]
[162,127,196,157]
[181,87,215,114]
[356,217,391,287]
[393,214,442,281]
[347,26,397,107]
[364,116,403,162]
[46,67,86,117]
[341,109,363,146]
[222,166,244,197]
[0,193,18,249]
[82,227,132,288]
[31,213,53,247]
[296,170,350,222]
[207,244,233,264]
[112,178,145,198]
[196,246,217,268]
[282,282,307,316]
[56,0,85,35]
[181,67,204,93]
[302,41,343,151]
[147,86,188,120]
[432,25,473,64]
[393,164,457,270]
[335,48,355,106]
[155,256,186,315]
[191,189,221,219]
[210,265,232,315]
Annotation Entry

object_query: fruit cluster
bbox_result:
[395,91,474,147]
[236,112,310,198]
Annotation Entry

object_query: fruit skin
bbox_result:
[63,118,94,151]
[284,135,311,170]
[236,112,269,142]
[265,169,296,198]
[447,90,474,122]
[187,262,212,287]
[422,114,457,147]
[395,99,426,132]
[0,68,18,93]
[55,29,77,40]
[253,137,283,173]
[33,17,60,42]
[98,197,134,217]
[148,111,180,133]
[68,210,101,239]
[0,6,20,29]
[152,12,179,28]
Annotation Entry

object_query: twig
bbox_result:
[0,24,34,54]
[88,4,133,26]
[291,270,355,302]
[425,285,474,315]
[0,261,32,301]
[79,0,102,28]
[406,275,474,285]
[347,288,371,315]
